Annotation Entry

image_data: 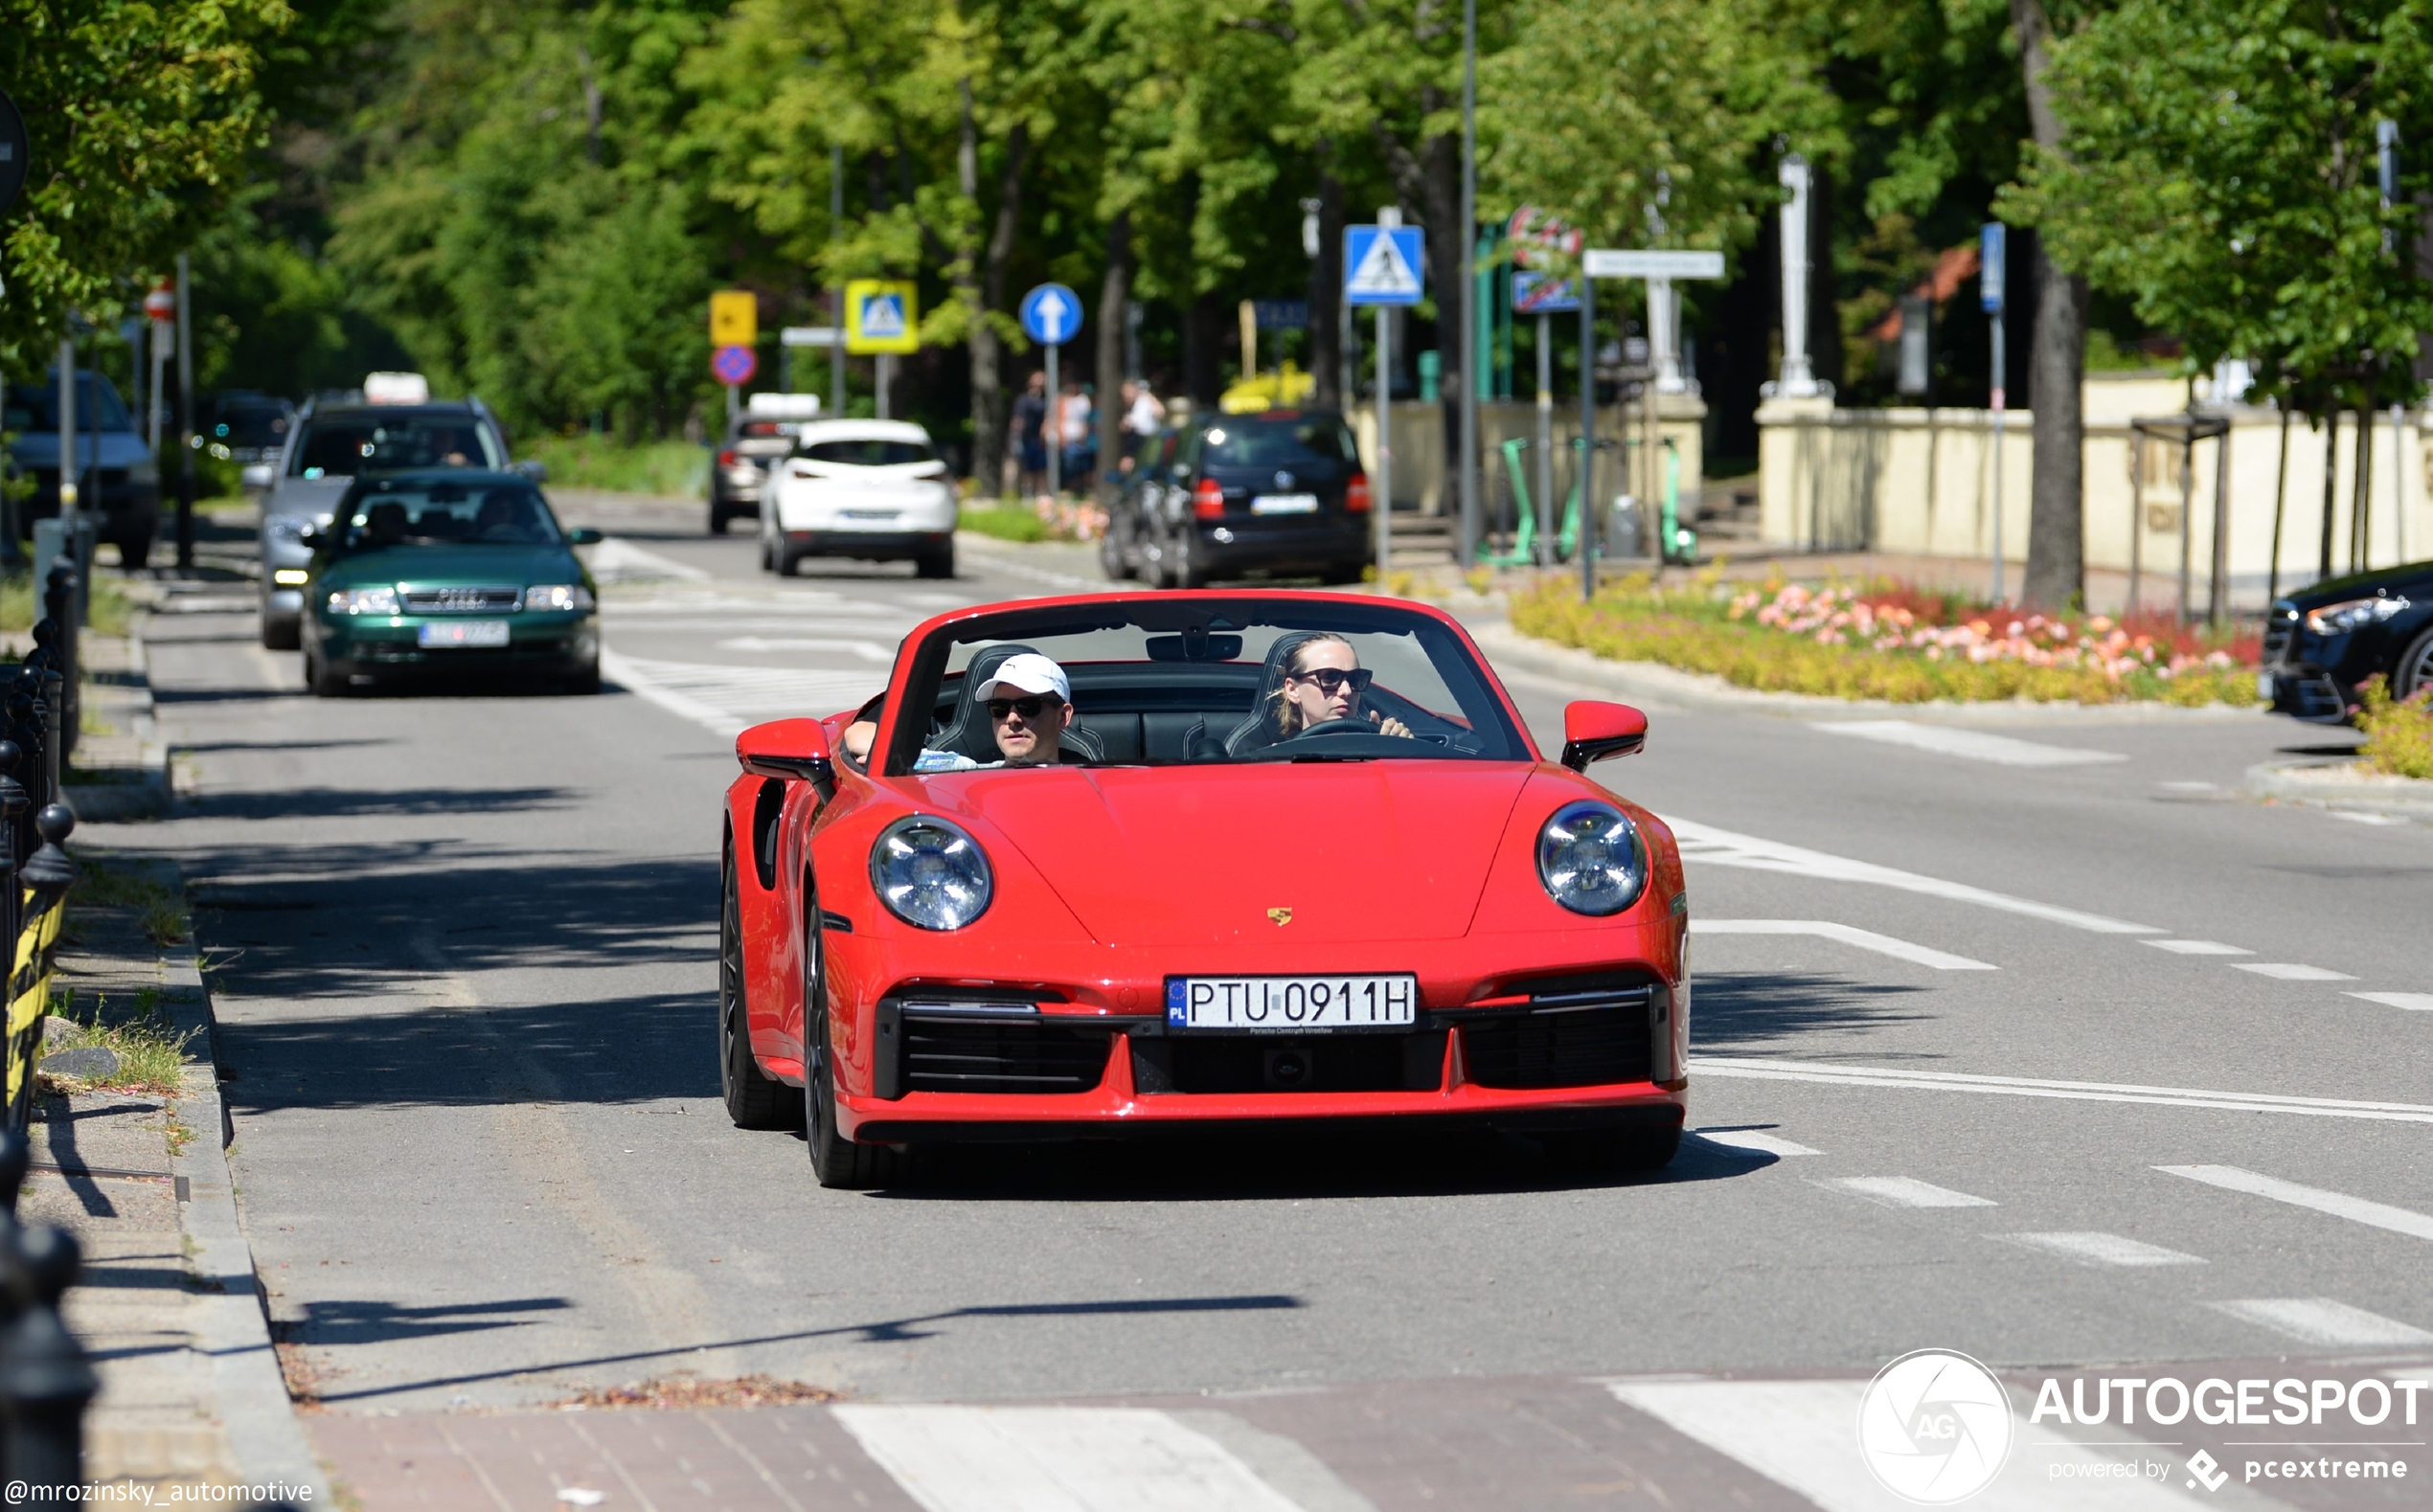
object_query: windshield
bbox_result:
[5,375,136,433]
[336,479,563,549]
[800,439,939,467]
[1200,417,1358,468]
[288,414,502,478]
[885,599,1528,774]
[210,399,292,449]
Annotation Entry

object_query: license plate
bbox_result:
[2256,670,2275,700]
[1166,974,1417,1031]
[842,509,899,522]
[418,620,511,648]
[1250,493,1319,515]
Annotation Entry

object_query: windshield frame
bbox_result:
[880,595,1533,777]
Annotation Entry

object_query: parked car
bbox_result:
[1136,410,1371,589]
[300,470,603,696]
[758,419,957,578]
[2262,559,2433,720]
[202,391,296,471]
[709,398,823,535]
[258,392,512,649]
[716,591,1683,1186]
[3,370,163,566]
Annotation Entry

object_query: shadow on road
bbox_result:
[1691,969,1932,1053]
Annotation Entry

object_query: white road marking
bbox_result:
[585,537,712,581]
[1694,1056,2433,1125]
[1811,719,2128,767]
[2154,1164,2433,1243]
[1824,1176,1997,1209]
[2326,810,2411,825]
[2156,780,2218,791]
[2139,938,2252,956]
[716,635,898,661]
[1661,817,2160,935]
[1996,1232,2206,1268]
[2209,1299,2433,1349]
[832,1405,1307,1512]
[1690,918,1996,971]
[2229,961,2357,982]
[2350,992,2433,1011]
[1690,1127,1821,1158]
[601,650,883,741]
[1601,1378,2202,1511]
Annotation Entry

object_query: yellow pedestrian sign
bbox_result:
[709,289,758,347]
[846,280,920,354]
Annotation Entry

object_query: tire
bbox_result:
[304,644,349,698]
[759,537,775,573]
[1100,520,1137,580]
[776,543,806,577]
[915,542,955,579]
[114,531,153,571]
[1541,1123,1681,1178]
[807,1035,899,1188]
[1170,530,1206,590]
[261,615,300,651]
[564,658,603,696]
[708,505,731,536]
[2395,626,2433,701]
[719,847,795,1130]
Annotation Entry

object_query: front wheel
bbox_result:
[720,849,795,1130]
[304,644,349,698]
[261,615,300,651]
[807,1047,900,1188]
[914,542,955,579]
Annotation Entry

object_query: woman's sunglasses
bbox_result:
[989,696,1054,720]
[1289,667,1373,694]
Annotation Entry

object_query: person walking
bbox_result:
[1057,379,1095,496]
[1118,379,1167,475]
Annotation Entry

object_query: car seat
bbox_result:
[1221,631,1325,757]
[364,501,409,546]
[927,643,1106,764]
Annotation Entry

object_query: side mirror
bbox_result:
[239,463,274,491]
[565,527,603,547]
[738,717,835,793]
[512,459,550,482]
[298,526,328,552]
[1560,700,1647,771]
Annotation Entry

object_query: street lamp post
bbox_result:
[1457,0,1478,569]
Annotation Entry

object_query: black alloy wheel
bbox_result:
[719,844,795,1129]
[2396,625,2433,701]
[1100,516,1137,580]
[803,906,899,1187]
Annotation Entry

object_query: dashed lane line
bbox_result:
[1661,816,2162,935]
[1689,1126,1821,1158]
[2350,992,2433,1011]
[2208,1299,2433,1350]
[1822,1176,1998,1209]
[2140,939,2253,956]
[2229,962,2358,982]
[1693,1057,2433,1125]
[1690,918,1997,970]
[832,1405,1307,1512]
[1810,719,2129,767]
[2154,1165,2433,1244]
[584,536,712,582]
[1995,1232,2207,1268]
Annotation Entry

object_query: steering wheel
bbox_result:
[1283,716,1379,741]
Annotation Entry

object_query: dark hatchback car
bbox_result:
[4,371,162,565]
[2262,559,2433,720]
[1105,410,1371,588]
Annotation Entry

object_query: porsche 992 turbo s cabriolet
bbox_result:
[718,592,1689,1187]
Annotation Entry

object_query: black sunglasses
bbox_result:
[1290,667,1373,694]
[988,696,1054,720]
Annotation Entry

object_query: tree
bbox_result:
[2009,0,2090,611]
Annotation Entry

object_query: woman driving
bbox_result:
[1268,633,1412,741]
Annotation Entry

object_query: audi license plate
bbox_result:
[1250,493,1319,515]
[1166,974,1417,1031]
[418,621,511,649]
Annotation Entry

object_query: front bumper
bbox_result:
[315,614,599,676]
[2262,665,2351,722]
[1189,516,1370,575]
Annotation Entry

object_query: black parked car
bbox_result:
[2262,559,2433,720]
[1104,410,1372,589]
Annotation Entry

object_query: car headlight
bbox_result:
[266,516,307,543]
[523,583,594,612]
[327,586,400,616]
[871,816,992,931]
[2305,596,2408,635]
[1535,801,1649,916]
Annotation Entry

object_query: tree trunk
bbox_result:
[962,84,1027,496]
[1096,210,1132,504]
[2013,0,2086,609]
[1185,292,1225,409]
[1310,166,1345,410]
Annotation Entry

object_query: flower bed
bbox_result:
[2358,677,2433,779]
[961,496,1108,544]
[1510,575,2262,706]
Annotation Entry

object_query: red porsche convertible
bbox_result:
[718,591,1689,1186]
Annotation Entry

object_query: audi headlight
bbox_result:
[2305,596,2408,635]
[523,583,594,612]
[871,817,993,930]
[327,585,400,617]
[1535,801,1648,916]
[265,516,307,543]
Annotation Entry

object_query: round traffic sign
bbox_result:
[1019,283,1081,347]
[712,344,758,386]
[143,282,177,322]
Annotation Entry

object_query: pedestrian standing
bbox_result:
[1011,371,1049,499]
[1119,379,1167,475]
[1058,380,1095,496]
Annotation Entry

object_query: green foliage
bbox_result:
[957,503,1049,543]
[2357,675,2433,779]
[524,435,708,496]
[43,987,196,1094]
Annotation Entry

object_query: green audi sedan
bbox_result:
[300,470,604,696]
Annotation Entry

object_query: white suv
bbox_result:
[760,420,958,578]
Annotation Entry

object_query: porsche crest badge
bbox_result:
[1266,907,1293,926]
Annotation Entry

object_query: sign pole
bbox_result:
[1535,311,1554,566]
[1376,305,1391,575]
[1580,276,1597,601]
[1982,222,2008,603]
[830,145,845,417]
[174,253,195,573]
[1457,0,1479,569]
[1045,344,1059,499]
[876,353,892,422]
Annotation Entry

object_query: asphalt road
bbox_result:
[97,498,2433,1508]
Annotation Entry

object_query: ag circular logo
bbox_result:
[1856,1349,2013,1503]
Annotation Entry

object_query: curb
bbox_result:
[154,862,335,1504]
[2245,760,2433,820]
[1469,621,2273,726]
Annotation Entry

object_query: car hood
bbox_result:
[320,543,584,587]
[2285,559,2433,606]
[923,762,1533,946]
[8,432,152,468]
[266,475,353,524]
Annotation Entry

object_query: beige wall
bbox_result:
[1352,395,1705,527]
[1759,380,2433,606]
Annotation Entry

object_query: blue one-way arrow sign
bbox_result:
[1020,283,1081,346]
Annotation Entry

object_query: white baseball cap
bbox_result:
[975,652,1070,704]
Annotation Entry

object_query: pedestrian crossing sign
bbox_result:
[1344,226,1425,306]
[847,280,920,354]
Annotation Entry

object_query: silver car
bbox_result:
[258,397,513,648]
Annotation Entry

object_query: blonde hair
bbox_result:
[1265,633,1354,739]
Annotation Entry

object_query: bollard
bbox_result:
[40,566,76,765]
[0,1219,101,1488]
[20,805,73,898]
